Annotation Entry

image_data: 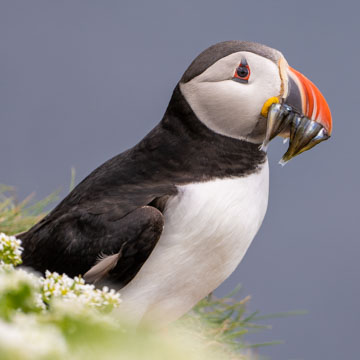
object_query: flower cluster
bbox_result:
[0,233,121,312]
[41,271,121,311]
[0,232,23,266]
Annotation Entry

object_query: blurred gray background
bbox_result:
[0,1,358,359]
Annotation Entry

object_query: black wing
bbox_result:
[21,205,164,288]
[20,130,177,285]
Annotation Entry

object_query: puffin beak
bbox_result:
[261,66,332,164]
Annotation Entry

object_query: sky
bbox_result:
[0,1,359,359]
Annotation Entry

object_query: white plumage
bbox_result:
[120,160,269,323]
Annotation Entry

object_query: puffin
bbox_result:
[20,41,332,323]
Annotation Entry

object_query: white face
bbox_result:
[180,51,285,143]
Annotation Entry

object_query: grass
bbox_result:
[0,185,58,235]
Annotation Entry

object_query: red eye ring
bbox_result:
[233,59,250,82]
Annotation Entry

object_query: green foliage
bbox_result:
[178,287,282,358]
[0,266,42,320]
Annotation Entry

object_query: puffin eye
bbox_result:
[233,58,250,83]
[237,67,249,78]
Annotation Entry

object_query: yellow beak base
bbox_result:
[261,97,280,118]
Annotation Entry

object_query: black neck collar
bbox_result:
[135,84,267,182]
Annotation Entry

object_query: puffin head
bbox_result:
[179,41,332,162]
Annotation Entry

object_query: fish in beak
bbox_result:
[260,65,332,165]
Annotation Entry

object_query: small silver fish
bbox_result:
[261,103,330,165]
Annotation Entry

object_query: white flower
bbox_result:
[0,314,67,359]
[0,233,121,312]
[0,233,23,266]
[40,271,121,311]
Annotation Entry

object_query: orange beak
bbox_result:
[287,66,332,135]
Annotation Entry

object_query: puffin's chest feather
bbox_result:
[161,161,269,279]
[120,161,269,323]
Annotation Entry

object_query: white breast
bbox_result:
[120,160,269,324]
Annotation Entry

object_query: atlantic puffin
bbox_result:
[20,41,332,323]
